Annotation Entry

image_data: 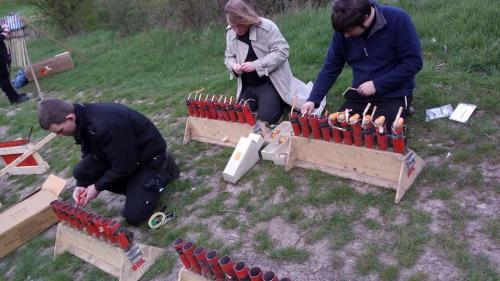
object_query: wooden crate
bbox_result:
[177,268,210,281]
[183,116,252,147]
[25,51,74,81]
[285,136,424,203]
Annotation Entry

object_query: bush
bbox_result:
[26,0,99,35]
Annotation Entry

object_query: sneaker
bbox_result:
[11,93,29,104]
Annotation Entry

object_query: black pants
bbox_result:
[0,60,20,103]
[239,81,287,125]
[339,95,412,128]
[73,151,179,225]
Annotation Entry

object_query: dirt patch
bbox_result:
[399,247,464,281]
[416,198,451,234]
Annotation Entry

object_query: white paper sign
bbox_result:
[449,103,477,123]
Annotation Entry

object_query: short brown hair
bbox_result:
[331,0,372,33]
[224,0,261,26]
[38,99,74,130]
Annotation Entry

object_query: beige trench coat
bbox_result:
[224,17,325,113]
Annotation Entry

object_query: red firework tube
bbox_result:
[196,100,206,118]
[215,102,225,120]
[186,99,195,116]
[83,213,99,237]
[299,114,310,138]
[234,104,246,124]
[76,209,90,233]
[115,228,133,251]
[318,116,331,142]
[194,247,212,278]
[309,115,322,139]
[289,112,301,136]
[204,100,214,119]
[349,114,363,146]
[173,238,192,269]
[227,102,238,122]
[243,103,256,126]
[50,200,65,221]
[219,255,238,280]
[391,118,405,154]
[263,271,279,281]
[329,112,343,143]
[208,101,218,120]
[183,241,202,274]
[191,98,200,117]
[104,220,121,244]
[234,261,250,281]
[339,114,353,145]
[374,116,388,151]
[249,267,264,281]
[64,206,81,229]
[206,250,226,281]
[96,217,111,240]
[221,102,230,121]
[362,115,375,149]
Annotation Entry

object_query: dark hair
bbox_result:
[38,99,74,130]
[331,0,372,33]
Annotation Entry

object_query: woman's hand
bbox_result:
[232,64,243,75]
[241,62,256,73]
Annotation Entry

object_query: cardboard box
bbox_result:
[24,52,74,81]
[0,174,66,258]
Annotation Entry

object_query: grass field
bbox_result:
[0,0,499,280]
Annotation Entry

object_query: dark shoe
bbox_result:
[11,93,29,104]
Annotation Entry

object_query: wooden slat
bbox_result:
[183,117,252,147]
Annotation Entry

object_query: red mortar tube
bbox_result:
[219,255,238,280]
[329,112,343,143]
[183,241,202,274]
[243,102,256,126]
[299,114,310,138]
[318,115,331,142]
[194,247,212,278]
[215,102,225,120]
[186,99,195,116]
[206,250,226,281]
[173,238,191,269]
[363,124,375,149]
[309,115,322,140]
[263,271,279,281]
[391,118,405,154]
[83,213,99,237]
[91,215,103,239]
[204,100,214,119]
[234,261,251,281]
[249,267,264,281]
[234,103,246,124]
[374,116,388,151]
[289,112,301,136]
[196,100,207,118]
[221,102,231,121]
[227,103,238,122]
[50,200,65,222]
[339,113,353,145]
[349,114,363,147]
[208,101,218,120]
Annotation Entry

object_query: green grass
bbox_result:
[0,0,499,279]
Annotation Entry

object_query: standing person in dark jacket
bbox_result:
[0,24,29,104]
[301,0,423,126]
[38,99,179,225]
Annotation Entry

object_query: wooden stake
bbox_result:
[393,107,403,128]
[362,103,371,118]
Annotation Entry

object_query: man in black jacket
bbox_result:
[1,24,29,104]
[38,99,179,225]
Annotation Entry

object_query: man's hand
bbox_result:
[232,63,243,75]
[241,62,256,73]
[73,186,86,205]
[301,101,315,115]
[81,184,100,206]
[357,81,376,96]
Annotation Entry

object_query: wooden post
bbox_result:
[54,223,166,281]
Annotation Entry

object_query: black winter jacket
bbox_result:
[73,103,166,191]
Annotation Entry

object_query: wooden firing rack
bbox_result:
[54,223,166,281]
[183,116,252,148]
[178,267,210,281]
[285,136,424,203]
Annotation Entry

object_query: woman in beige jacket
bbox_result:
[224,0,324,125]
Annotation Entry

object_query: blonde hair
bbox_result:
[224,0,261,26]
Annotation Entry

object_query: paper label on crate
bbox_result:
[449,103,477,123]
